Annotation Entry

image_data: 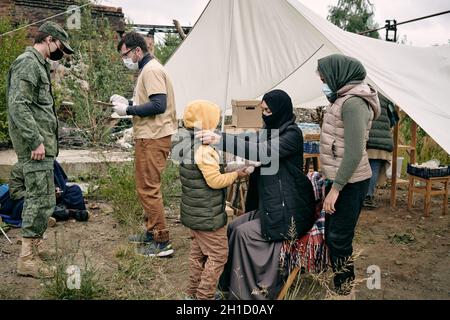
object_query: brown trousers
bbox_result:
[186,226,228,300]
[135,136,171,242]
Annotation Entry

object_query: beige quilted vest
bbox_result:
[320,83,379,183]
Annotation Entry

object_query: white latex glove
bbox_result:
[110,94,128,105]
[112,102,128,116]
[245,166,255,174]
[247,160,261,167]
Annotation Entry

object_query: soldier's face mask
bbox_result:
[48,40,64,61]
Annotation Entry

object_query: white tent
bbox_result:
[165,0,450,154]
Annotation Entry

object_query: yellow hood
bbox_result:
[183,100,221,130]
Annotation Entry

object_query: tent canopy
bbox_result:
[166,0,450,154]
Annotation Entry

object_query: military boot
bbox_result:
[17,238,55,278]
[48,216,57,227]
[35,238,55,260]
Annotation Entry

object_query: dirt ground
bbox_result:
[354,187,450,300]
[0,187,449,300]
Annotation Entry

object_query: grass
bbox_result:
[95,162,142,229]
[399,114,450,165]
[388,232,416,245]
[40,233,106,300]
[93,160,181,231]
[75,158,183,300]
[284,272,329,300]
[283,250,364,300]
[161,160,182,206]
[106,244,179,300]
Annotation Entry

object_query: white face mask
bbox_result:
[123,57,138,70]
[321,83,333,97]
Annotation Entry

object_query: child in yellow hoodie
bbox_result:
[179,100,247,300]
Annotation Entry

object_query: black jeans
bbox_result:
[325,178,370,295]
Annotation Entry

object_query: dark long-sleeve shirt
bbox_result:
[126,93,167,117]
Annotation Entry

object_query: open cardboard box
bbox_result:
[231,99,263,128]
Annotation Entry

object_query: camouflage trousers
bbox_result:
[10,158,56,238]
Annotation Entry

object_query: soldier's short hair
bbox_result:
[34,31,51,44]
[117,32,148,54]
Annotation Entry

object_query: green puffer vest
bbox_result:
[367,96,394,152]
[179,141,227,231]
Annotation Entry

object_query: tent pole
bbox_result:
[411,121,417,164]
[390,105,400,208]
[221,105,226,132]
[390,108,418,208]
[221,0,235,132]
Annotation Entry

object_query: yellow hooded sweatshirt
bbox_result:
[183,100,238,189]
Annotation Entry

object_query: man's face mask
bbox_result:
[123,57,138,70]
[122,48,139,70]
[48,41,64,61]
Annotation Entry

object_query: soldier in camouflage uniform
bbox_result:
[7,21,73,278]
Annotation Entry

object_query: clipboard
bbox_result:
[95,101,115,108]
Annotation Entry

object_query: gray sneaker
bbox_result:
[136,241,174,257]
[128,231,153,244]
[363,196,377,209]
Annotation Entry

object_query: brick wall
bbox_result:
[0,0,12,19]
[2,0,124,35]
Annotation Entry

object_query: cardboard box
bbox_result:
[231,100,263,128]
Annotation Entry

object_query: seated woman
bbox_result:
[196,89,316,300]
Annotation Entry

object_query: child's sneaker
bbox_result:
[136,240,174,257]
[128,231,153,244]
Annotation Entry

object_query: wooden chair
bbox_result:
[304,153,320,174]
[276,267,301,300]
[407,174,449,216]
[226,176,248,217]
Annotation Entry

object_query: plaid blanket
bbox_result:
[307,171,324,202]
[279,172,330,274]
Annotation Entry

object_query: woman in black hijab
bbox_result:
[197,89,316,300]
[260,89,297,129]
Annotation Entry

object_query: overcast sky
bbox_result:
[99,0,450,47]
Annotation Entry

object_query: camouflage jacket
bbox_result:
[7,46,59,160]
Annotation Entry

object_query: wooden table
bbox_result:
[303,133,320,173]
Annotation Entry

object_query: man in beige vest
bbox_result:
[111,32,177,257]
[318,54,380,296]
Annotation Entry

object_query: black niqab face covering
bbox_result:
[317,54,367,103]
[261,89,294,129]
